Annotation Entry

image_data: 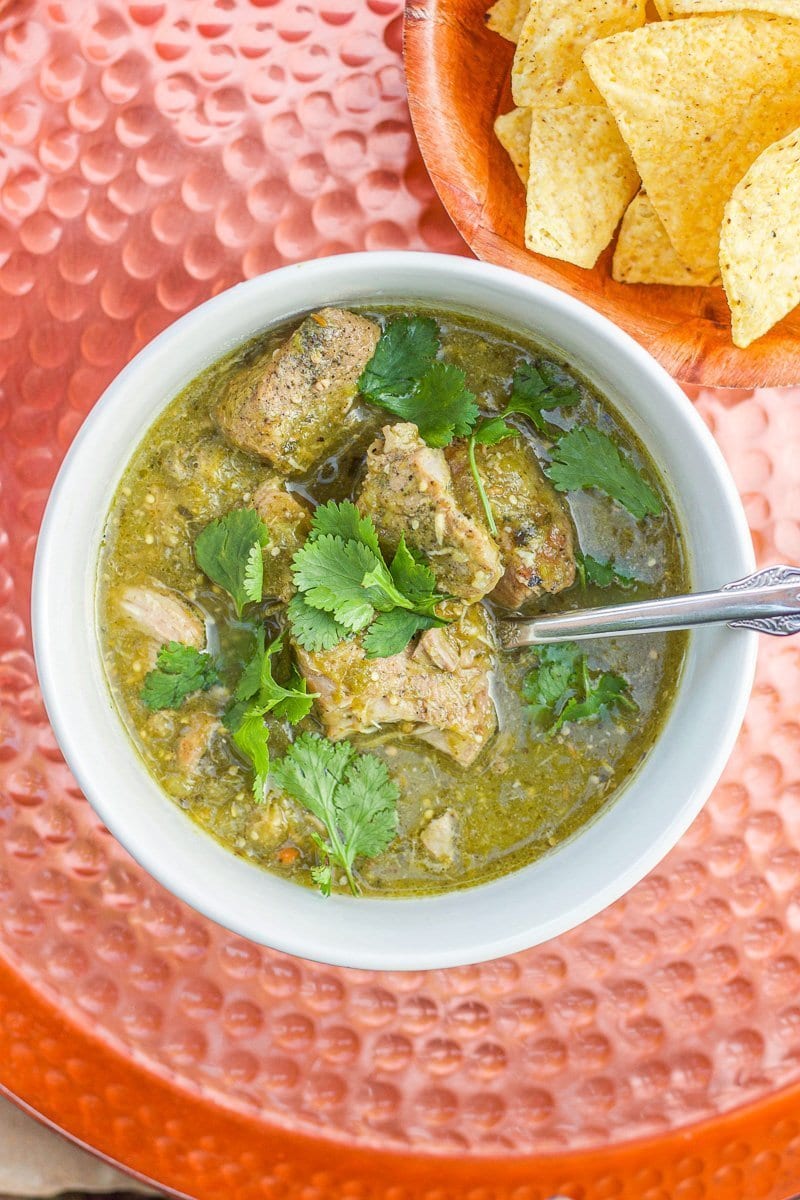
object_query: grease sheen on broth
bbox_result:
[97,307,688,896]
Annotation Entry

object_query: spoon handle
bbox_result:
[499,565,800,649]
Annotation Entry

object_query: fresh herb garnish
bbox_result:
[224,629,317,801]
[576,552,637,590]
[286,594,349,653]
[523,642,637,733]
[358,317,479,448]
[358,314,439,405]
[546,428,662,519]
[465,361,580,534]
[140,642,220,711]
[195,507,270,618]
[506,362,581,433]
[271,732,399,896]
[288,500,448,659]
[231,710,272,805]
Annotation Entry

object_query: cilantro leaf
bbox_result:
[405,363,479,447]
[141,642,219,711]
[508,362,581,432]
[232,708,271,802]
[364,355,479,447]
[271,732,355,824]
[388,536,438,608]
[334,753,400,864]
[523,643,637,732]
[362,609,442,659]
[521,642,581,715]
[308,499,381,556]
[276,665,316,724]
[272,733,398,895]
[577,552,637,590]
[289,518,450,659]
[226,629,317,797]
[310,862,333,897]
[235,629,316,722]
[233,626,268,702]
[287,594,350,652]
[552,671,637,732]
[474,415,516,446]
[546,427,663,519]
[292,534,387,629]
[358,315,440,405]
[195,508,270,618]
[359,315,479,448]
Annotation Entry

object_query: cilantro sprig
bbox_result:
[141,642,220,711]
[223,629,317,802]
[358,317,479,447]
[523,642,637,733]
[467,361,582,534]
[507,362,581,433]
[288,500,448,659]
[546,428,662,520]
[195,507,270,618]
[271,732,399,896]
[576,552,637,590]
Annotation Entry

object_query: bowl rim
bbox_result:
[32,250,757,970]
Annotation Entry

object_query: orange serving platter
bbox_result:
[2,2,800,1198]
[404,0,800,390]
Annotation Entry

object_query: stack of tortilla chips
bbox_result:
[487,0,800,347]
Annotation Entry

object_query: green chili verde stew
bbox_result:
[97,306,688,897]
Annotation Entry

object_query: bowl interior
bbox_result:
[403,0,800,388]
[32,253,757,970]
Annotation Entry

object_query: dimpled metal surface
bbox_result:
[0,2,799,1197]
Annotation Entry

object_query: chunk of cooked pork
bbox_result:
[447,436,575,608]
[294,605,496,767]
[214,308,380,474]
[176,712,219,774]
[356,423,503,603]
[420,809,457,862]
[118,585,205,648]
[253,479,312,602]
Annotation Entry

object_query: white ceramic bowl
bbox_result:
[33,252,757,970]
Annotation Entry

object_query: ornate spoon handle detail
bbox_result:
[498,566,800,649]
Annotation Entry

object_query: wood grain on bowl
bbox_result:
[403,0,800,387]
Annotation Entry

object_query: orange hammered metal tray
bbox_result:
[1,3,800,1198]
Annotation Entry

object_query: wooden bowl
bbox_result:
[404,0,800,388]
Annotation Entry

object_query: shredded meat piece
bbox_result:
[447,436,575,607]
[356,423,503,602]
[294,604,496,767]
[118,584,205,648]
[420,809,457,862]
[176,713,219,774]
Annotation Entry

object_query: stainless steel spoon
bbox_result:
[498,565,800,649]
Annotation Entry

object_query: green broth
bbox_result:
[97,307,688,896]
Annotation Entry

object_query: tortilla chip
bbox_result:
[720,128,800,347]
[654,0,800,15]
[485,0,530,40]
[494,108,532,184]
[584,15,800,273]
[512,0,645,108]
[613,193,721,285]
[525,106,639,269]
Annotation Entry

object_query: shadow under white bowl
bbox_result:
[32,252,757,970]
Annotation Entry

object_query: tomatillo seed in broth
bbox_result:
[97,305,688,897]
